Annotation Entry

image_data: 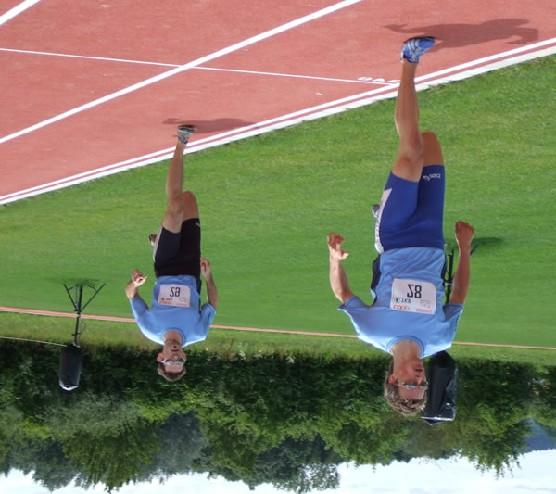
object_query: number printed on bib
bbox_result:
[158,284,191,308]
[390,279,436,314]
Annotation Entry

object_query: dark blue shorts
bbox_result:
[374,165,445,252]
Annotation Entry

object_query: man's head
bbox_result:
[157,331,186,382]
[384,360,428,416]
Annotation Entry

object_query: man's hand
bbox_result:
[125,269,146,299]
[131,269,147,287]
[201,257,218,309]
[455,221,474,252]
[327,233,349,261]
[200,257,212,280]
[328,233,353,303]
[450,222,474,305]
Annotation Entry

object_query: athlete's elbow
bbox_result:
[336,290,354,304]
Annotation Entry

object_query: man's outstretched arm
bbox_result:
[449,222,474,305]
[201,258,218,309]
[328,233,354,304]
[125,269,148,306]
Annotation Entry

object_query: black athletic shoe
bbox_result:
[177,124,196,145]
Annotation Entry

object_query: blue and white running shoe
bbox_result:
[177,124,196,145]
[400,36,436,63]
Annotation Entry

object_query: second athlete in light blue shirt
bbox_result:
[125,126,218,382]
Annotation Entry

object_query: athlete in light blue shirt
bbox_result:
[327,37,474,415]
[130,274,215,348]
[125,126,218,382]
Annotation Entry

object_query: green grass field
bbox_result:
[1,56,555,350]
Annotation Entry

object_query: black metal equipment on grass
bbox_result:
[58,281,105,391]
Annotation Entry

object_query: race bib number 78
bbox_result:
[390,278,436,314]
[158,284,191,308]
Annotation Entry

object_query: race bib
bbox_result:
[390,279,436,314]
[157,284,191,308]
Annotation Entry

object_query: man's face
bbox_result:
[157,339,186,375]
[388,360,427,400]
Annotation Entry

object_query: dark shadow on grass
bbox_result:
[385,19,538,49]
[162,118,254,134]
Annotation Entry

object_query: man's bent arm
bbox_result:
[329,256,354,304]
[449,248,471,305]
[125,281,139,300]
[205,274,218,310]
[124,281,148,310]
[125,269,147,301]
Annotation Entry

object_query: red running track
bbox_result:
[0,0,555,203]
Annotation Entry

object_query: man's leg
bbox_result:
[414,131,446,249]
[374,38,436,253]
[392,37,435,183]
[162,142,186,233]
[151,190,198,248]
[392,61,423,182]
[178,190,202,289]
[162,126,196,233]
[422,131,443,167]
[153,126,197,271]
[181,191,199,221]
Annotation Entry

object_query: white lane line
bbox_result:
[0,46,383,85]
[0,81,399,201]
[1,40,555,204]
[0,0,41,26]
[0,0,363,146]
[197,66,391,84]
[2,33,554,81]
[0,47,180,67]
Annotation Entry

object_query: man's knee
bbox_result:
[163,202,184,233]
[422,131,444,165]
[167,191,185,212]
[182,191,197,207]
[398,130,424,163]
[392,154,423,182]
[182,191,199,220]
[166,199,184,218]
[394,135,424,181]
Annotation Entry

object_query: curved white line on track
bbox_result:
[0,0,40,26]
[0,0,363,146]
[2,38,555,205]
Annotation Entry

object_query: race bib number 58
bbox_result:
[158,284,191,308]
[390,279,436,314]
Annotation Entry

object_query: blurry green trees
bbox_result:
[0,341,553,492]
